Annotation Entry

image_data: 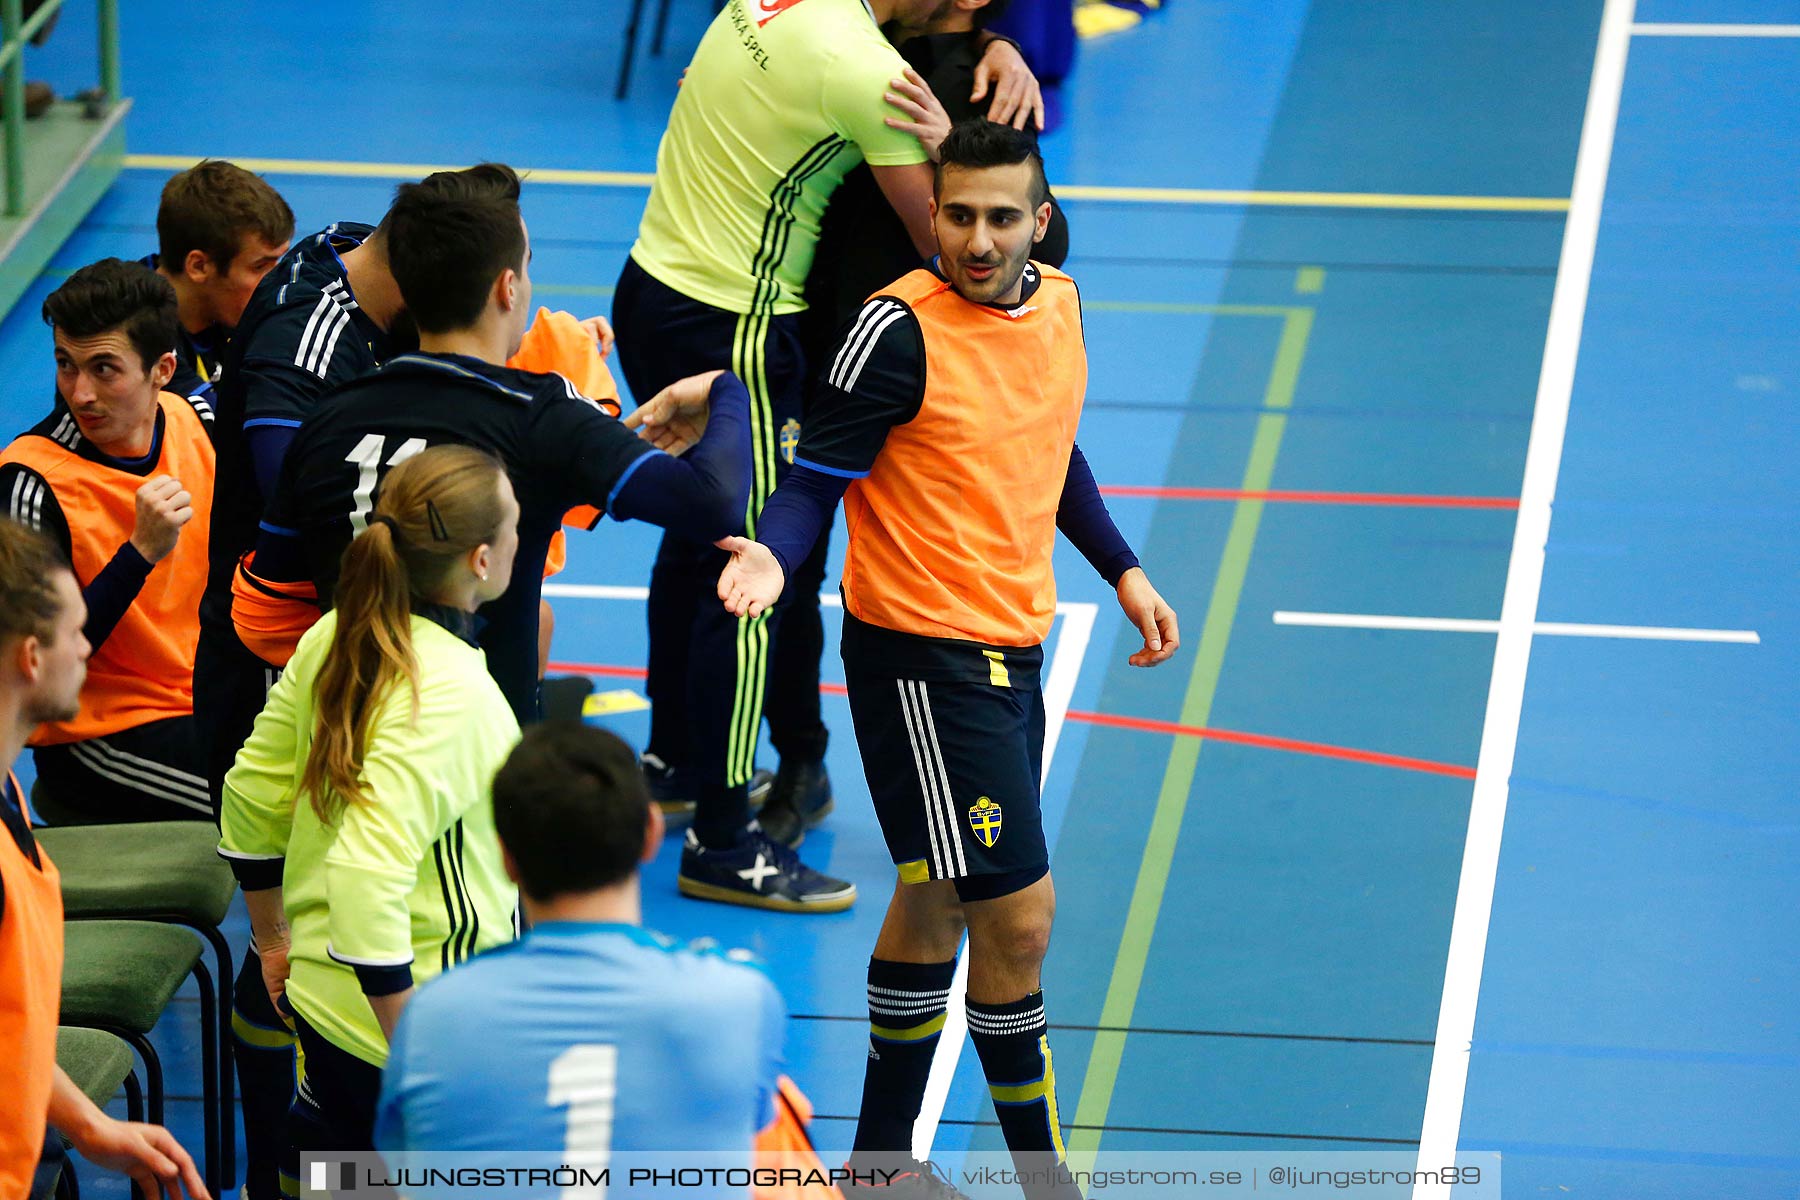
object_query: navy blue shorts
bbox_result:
[846,668,1048,894]
[613,254,811,800]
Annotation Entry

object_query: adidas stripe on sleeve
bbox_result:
[793,296,927,479]
[239,280,379,430]
[0,463,72,559]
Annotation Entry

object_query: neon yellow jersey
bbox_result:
[630,0,929,316]
[219,611,522,1067]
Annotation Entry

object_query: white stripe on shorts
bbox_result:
[897,679,953,878]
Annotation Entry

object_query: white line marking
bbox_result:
[545,580,1100,626]
[1041,603,1097,770]
[1632,21,1800,36]
[1415,1,1636,1195]
[911,599,1098,1158]
[1273,611,1760,644]
[542,580,1101,1157]
[542,583,655,602]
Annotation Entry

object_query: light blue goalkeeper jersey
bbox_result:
[374,922,784,1171]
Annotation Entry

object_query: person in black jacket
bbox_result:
[756,0,1071,848]
[805,1,1070,347]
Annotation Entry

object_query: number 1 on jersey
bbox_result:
[344,433,427,533]
[548,1043,617,1199]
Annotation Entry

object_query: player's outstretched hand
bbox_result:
[885,67,952,162]
[71,1115,209,1200]
[623,369,722,455]
[129,474,193,564]
[716,536,786,618]
[578,314,616,359]
[972,37,1045,131]
[1117,567,1179,667]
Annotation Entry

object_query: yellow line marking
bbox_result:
[1066,304,1315,1170]
[122,154,1569,212]
[123,153,658,187]
[1295,266,1326,294]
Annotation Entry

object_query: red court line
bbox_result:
[1064,709,1476,780]
[548,662,647,679]
[545,663,1472,779]
[1098,484,1519,509]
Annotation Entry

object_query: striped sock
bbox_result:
[851,957,956,1158]
[968,991,1080,1200]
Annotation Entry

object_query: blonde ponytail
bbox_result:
[299,444,507,822]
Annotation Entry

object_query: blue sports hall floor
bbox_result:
[6,1,1795,1197]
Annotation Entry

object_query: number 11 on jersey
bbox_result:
[344,433,427,532]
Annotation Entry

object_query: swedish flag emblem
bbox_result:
[779,418,801,464]
[968,796,1003,848]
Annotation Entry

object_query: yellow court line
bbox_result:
[123,154,657,188]
[123,154,1569,212]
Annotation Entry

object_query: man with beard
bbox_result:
[613,0,1045,914]
[717,121,1179,1200]
[762,0,1072,848]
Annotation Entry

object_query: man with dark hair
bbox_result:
[0,518,209,1200]
[147,160,295,405]
[236,163,752,728]
[0,260,214,823]
[718,120,1180,1199]
[381,163,526,330]
[763,0,1073,848]
[611,0,1048,916]
[196,167,641,1194]
[195,179,419,805]
[202,169,669,1200]
[374,722,786,1160]
[192,168,426,1200]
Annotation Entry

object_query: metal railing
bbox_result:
[0,0,120,216]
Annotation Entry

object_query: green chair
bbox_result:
[56,1025,144,1120]
[52,1026,144,1200]
[60,920,220,1197]
[34,814,239,1188]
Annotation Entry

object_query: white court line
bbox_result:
[542,583,660,602]
[1413,0,1636,1195]
[542,581,1101,1158]
[1040,605,1099,777]
[1272,611,1761,644]
[912,600,1097,1158]
[544,580,1099,632]
[1632,22,1800,36]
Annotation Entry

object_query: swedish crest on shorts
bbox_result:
[968,796,1002,848]
[779,418,801,464]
